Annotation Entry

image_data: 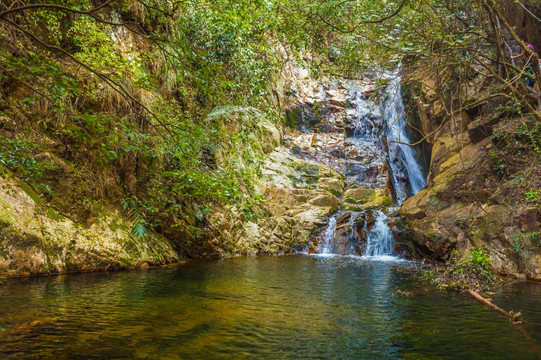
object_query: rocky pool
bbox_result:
[1,255,540,359]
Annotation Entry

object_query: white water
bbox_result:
[313,74,426,260]
[383,75,426,202]
[362,211,400,260]
[320,216,337,254]
[346,92,383,164]
[352,92,380,140]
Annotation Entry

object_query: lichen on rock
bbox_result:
[0,176,178,277]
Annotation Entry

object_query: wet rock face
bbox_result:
[398,103,541,278]
[281,76,402,255]
[284,78,392,194]
[314,211,363,255]
[311,209,384,255]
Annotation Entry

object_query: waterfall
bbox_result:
[320,216,337,254]
[304,73,425,260]
[352,92,379,140]
[383,74,426,202]
[363,211,396,259]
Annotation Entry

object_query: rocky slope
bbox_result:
[399,70,541,278]
[207,67,398,256]
[0,175,179,277]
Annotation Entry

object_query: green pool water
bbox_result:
[1,255,540,359]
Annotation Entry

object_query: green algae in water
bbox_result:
[0,255,540,359]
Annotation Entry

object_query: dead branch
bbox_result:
[467,289,522,322]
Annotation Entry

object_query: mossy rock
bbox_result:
[318,165,342,180]
[0,176,180,277]
[341,203,366,212]
[295,162,320,177]
[343,187,393,207]
[285,106,303,129]
[317,178,344,198]
[343,187,375,204]
[309,193,340,208]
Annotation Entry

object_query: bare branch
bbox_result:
[0,0,117,18]
[2,17,173,137]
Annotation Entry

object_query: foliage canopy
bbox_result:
[0,0,539,253]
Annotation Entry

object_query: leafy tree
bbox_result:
[0,0,539,255]
[0,0,284,252]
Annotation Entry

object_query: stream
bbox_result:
[1,256,541,359]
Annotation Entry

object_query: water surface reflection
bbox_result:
[0,255,539,359]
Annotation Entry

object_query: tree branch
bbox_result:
[0,0,117,18]
[314,0,408,34]
[2,17,173,137]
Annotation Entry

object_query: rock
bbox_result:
[10,317,59,335]
[0,176,179,277]
[515,273,528,280]
[467,116,500,143]
[343,187,393,208]
[209,146,343,255]
[285,106,303,129]
[328,100,345,112]
[317,178,344,197]
[344,187,376,204]
[296,68,310,80]
[309,193,339,208]
[400,93,541,278]
[312,210,368,255]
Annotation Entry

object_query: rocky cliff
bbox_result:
[399,67,541,278]
[208,66,398,257]
[0,175,179,277]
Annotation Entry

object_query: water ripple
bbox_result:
[0,256,539,359]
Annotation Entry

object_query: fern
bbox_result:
[123,197,149,239]
[131,218,150,239]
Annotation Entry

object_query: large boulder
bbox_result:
[208,148,341,255]
[0,176,179,277]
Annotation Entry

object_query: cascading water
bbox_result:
[303,73,426,260]
[320,216,337,254]
[357,73,425,259]
[363,211,396,259]
[352,92,379,140]
[383,73,426,202]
